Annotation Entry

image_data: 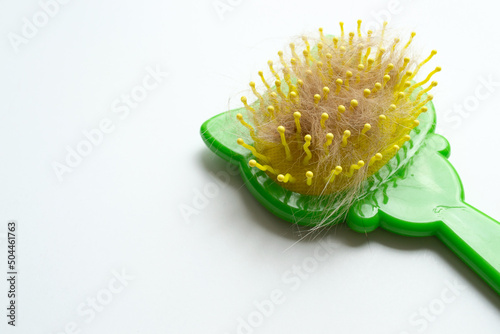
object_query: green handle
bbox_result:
[436,203,500,294]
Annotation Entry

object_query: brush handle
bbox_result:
[436,203,500,294]
[348,133,500,294]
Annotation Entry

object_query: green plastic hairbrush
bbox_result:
[200,22,500,295]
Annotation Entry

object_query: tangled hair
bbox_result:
[234,21,440,227]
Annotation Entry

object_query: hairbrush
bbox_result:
[200,21,500,294]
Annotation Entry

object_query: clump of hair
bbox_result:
[235,20,440,225]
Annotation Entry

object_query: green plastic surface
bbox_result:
[200,101,500,295]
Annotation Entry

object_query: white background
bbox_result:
[1,0,500,333]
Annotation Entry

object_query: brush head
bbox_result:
[201,21,440,226]
[237,23,439,197]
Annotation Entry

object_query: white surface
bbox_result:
[1,0,499,333]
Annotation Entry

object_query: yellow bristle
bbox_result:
[382,75,391,88]
[356,64,365,83]
[349,99,358,111]
[320,113,329,129]
[316,61,327,84]
[326,53,334,79]
[249,159,277,175]
[333,36,339,49]
[240,96,255,114]
[324,133,334,153]
[366,58,375,71]
[303,134,312,165]
[306,171,314,186]
[385,63,394,75]
[302,36,311,54]
[337,105,346,120]
[375,48,386,66]
[277,173,295,183]
[277,126,292,160]
[258,71,270,91]
[345,71,353,89]
[278,50,287,68]
[335,79,343,94]
[319,27,325,42]
[390,38,400,54]
[369,153,383,166]
[326,166,343,183]
[339,46,346,61]
[238,139,270,163]
[341,130,351,147]
[275,80,286,99]
[294,112,302,139]
[314,94,321,105]
[323,86,330,101]
[361,123,372,134]
[317,42,324,60]
[289,43,301,63]
[349,32,355,46]
[346,160,365,177]
[236,113,257,141]
[372,82,382,94]
[268,60,280,81]
[404,32,416,49]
